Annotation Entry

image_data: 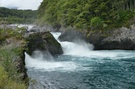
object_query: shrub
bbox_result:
[0,49,17,76]
[0,45,27,89]
[90,17,104,29]
[0,66,26,89]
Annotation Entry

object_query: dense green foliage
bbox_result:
[0,28,27,89]
[0,66,26,89]
[0,7,37,24]
[38,0,135,30]
[0,27,26,43]
[0,50,26,89]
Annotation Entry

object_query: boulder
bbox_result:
[26,32,63,55]
[58,29,86,42]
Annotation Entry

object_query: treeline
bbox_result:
[0,7,37,24]
[122,0,135,10]
[38,0,135,30]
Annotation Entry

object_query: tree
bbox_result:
[38,0,135,30]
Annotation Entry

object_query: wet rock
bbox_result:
[26,32,63,55]
[99,27,135,50]
[58,29,86,42]
[87,26,135,50]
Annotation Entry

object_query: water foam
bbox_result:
[51,32,135,59]
[26,32,135,89]
[51,32,94,56]
[25,32,135,72]
[25,52,78,71]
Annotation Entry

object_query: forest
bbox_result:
[38,0,135,30]
[0,7,37,24]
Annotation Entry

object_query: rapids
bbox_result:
[25,32,135,89]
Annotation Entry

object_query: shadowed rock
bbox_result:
[58,29,86,42]
[87,26,135,50]
[26,32,63,56]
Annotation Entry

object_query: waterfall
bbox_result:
[25,32,94,71]
[25,32,135,71]
[51,32,94,56]
[51,32,135,59]
[25,32,135,89]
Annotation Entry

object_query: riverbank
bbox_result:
[32,23,135,50]
[0,27,28,88]
[0,24,65,89]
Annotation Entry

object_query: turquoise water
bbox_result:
[26,51,135,89]
[25,32,135,89]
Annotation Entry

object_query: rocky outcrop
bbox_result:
[87,25,135,50]
[58,25,135,50]
[58,29,86,42]
[87,30,105,49]
[26,32,63,55]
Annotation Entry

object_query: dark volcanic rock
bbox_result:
[87,31,105,49]
[58,29,86,42]
[87,26,135,50]
[26,32,63,55]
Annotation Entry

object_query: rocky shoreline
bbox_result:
[87,25,135,50]
[11,23,135,51]
[56,24,135,50]
[1,23,135,88]
[0,24,63,88]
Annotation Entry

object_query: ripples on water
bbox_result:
[25,32,135,89]
[26,51,135,89]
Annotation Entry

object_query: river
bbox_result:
[25,32,135,89]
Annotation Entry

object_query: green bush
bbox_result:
[115,10,135,27]
[0,49,16,76]
[0,35,27,89]
[0,29,5,42]
[90,17,103,29]
[0,28,25,43]
[0,66,26,89]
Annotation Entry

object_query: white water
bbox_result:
[51,32,135,59]
[25,32,135,72]
[25,32,135,89]
[10,24,35,31]
[25,52,78,71]
[51,32,94,56]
